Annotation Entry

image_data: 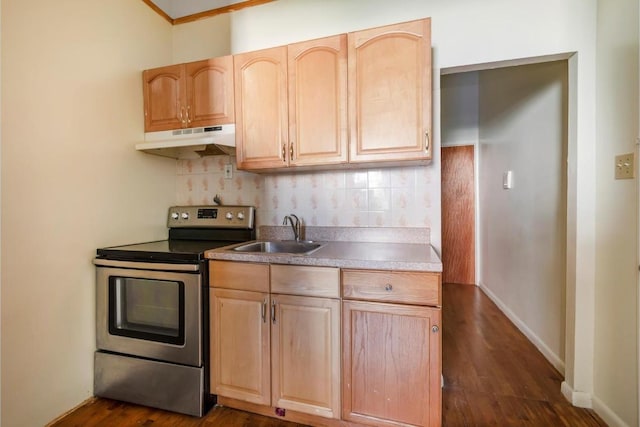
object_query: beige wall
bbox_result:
[594,0,639,425]
[478,61,568,373]
[171,14,231,63]
[0,0,176,425]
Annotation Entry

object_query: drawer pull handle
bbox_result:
[432,325,439,333]
[384,284,393,292]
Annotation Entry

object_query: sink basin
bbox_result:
[233,240,323,255]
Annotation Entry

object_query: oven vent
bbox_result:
[136,124,236,159]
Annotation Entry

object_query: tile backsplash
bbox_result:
[176,156,437,228]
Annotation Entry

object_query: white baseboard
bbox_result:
[561,381,592,408]
[477,282,565,375]
[592,395,631,427]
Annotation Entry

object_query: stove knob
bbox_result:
[181,212,189,220]
[225,212,233,220]
[237,212,245,220]
[171,212,179,220]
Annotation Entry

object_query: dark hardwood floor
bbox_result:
[442,283,605,426]
[50,283,606,427]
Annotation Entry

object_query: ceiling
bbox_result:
[143,0,276,24]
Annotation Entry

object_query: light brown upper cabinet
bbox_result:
[143,56,234,132]
[234,46,289,170]
[348,18,432,163]
[235,35,348,171]
[287,35,348,168]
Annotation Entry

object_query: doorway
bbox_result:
[440,59,568,373]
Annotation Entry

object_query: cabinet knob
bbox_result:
[384,284,393,292]
[432,325,439,333]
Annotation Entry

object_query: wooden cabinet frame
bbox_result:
[143,56,234,132]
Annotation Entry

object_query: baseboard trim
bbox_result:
[45,396,97,426]
[561,381,592,408]
[592,395,631,427]
[477,282,565,375]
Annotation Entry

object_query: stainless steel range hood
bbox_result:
[136,124,235,159]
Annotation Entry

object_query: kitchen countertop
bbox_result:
[205,226,442,272]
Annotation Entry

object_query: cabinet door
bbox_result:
[143,64,185,132]
[211,289,270,405]
[234,47,288,170]
[271,294,341,419]
[288,35,348,167]
[342,300,441,427]
[348,18,432,163]
[185,57,235,128]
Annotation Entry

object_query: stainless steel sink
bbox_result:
[232,240,323,255]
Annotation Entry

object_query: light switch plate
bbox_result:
[224,164,233,179]
[615,153,635,179]
[503,171,513,189]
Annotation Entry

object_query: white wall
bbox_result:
[441,72,479,147]
[593,1,639,425]
[478,61,568,373]
[0,0,176,425]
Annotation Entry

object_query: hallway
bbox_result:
[442,283,605,426]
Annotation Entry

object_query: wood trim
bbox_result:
[174,0,277,25]
[140,0,173,24]
[218,396,361,426]
[141,0,277,25]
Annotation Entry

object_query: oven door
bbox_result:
[95,260,202,367]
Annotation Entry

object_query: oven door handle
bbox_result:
[93,258,200,272]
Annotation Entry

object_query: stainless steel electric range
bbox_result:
[93,205,255,417]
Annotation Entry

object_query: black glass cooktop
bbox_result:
[96,239,240,263]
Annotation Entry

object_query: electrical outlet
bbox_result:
[615,153,635,179]
[224,164,233,179]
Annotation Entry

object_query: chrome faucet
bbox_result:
[283,214,301,242]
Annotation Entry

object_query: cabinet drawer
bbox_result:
[342,269,441,306]
[271,265,340,298]
[209,260,269,292]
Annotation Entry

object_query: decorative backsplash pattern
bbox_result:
[176,156,438,228]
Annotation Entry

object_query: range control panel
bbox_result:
[167,205,255,229]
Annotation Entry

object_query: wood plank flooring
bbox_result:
[50,283,606,427]
[442,283,605,426]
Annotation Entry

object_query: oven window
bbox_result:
[108,276,185,345]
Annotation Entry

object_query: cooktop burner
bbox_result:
[96,205,255,263]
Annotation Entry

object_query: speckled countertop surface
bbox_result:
[205,226,442,272]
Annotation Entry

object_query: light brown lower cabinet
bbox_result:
[210,261,341,421]
[271,294,341,419]
[211,261,442,426]
[211,288,271,405]
[342,300,442,427]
